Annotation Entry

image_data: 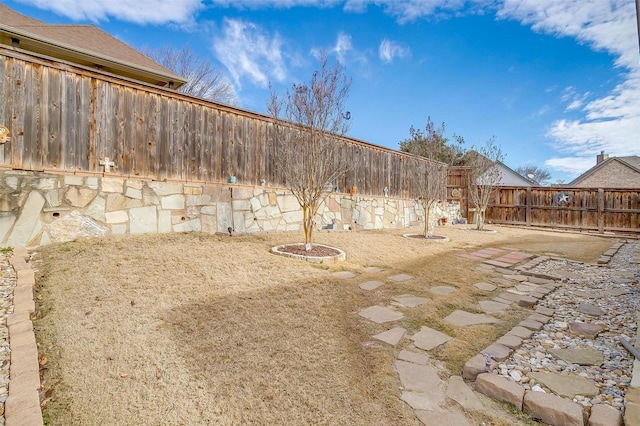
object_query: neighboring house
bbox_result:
[568,152,640,188]
[0,3,186,89]
[491,161,535,187]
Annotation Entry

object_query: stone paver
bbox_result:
[491,277,516,288]
[401,391,444,411]
[589,403,623,426]
[498,292,524,303]
[463,354,495,381]
[395,360,444,394]
[527,312,551,323]
[548,348,604,366]
[528,372,599,398]
[372,327,406,346]
[359,306,404,323]
[475,373,525,410]
[397,350,429,365]
[508,326,534,339]
[568,322,606,338]
[474,282,496,292]
[535,306,555,316]
[446,376,484,411]
[577,303,605,317]
[518,319,544,331]
[411,326,452,351]
[430,286,457,295]
[518,295,538,308]
[482,343,512,362]
[483,260,513,268]
[492,297,514,305]
[478,300,510,313]
[393,294,430,308]
[496,334,523,349]
[515,284,538,292]
[359,280,385,290]
[444,310,499,326]
[415,410,471,426]
[524,391,584,426]
[332,271,357,279]
[387,273,414,282]
[363,266,383,273]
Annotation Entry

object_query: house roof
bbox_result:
[568,156,640,186]
[0,3,186,88]
[496,161,535,186]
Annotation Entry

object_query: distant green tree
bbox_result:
[399,117,468,166]
[515,165,551,186]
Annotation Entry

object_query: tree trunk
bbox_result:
[303,205,313,249]
[476,209,485,230]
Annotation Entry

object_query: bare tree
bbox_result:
[467,139,504,230]
[142,45,237,104]
[515,165,551,186]
[414,160,448,237]
[268,53,351,250]
[401,122,449,237]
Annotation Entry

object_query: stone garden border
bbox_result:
[402,234,450,243]
[271,243,346,263]
[5,247,44,426]
[462,241,632,426]
[462,227,498,234]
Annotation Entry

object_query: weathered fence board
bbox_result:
[1,48,446,197]
[486,187,639,233]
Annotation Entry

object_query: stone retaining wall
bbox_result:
[1,170,461,247]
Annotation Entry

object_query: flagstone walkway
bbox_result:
[338,241,637,425]
[339,246,547,424]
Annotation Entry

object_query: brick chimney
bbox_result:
[596,150,609,164]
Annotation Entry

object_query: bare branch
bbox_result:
[467,138,504,230]
[268,52,352,248]
[141,45,238,105]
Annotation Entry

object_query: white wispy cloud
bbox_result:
[334,32,353,63]
[209,0,342,7]
[212,18,286,88]
[311,32,366,65]
[496,0,640,177]
[379,39,411,63]
[345,0,470,23]
[560,86,591,112]
[16,0,203,24]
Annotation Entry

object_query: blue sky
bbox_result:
[5,0,640,184]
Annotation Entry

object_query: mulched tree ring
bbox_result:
[402,234,450,243]
[271,243,346,263]
[462,227,498,233]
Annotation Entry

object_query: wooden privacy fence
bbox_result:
[486,186,640,234]
[0,47,443,199]
[447,167,470,219]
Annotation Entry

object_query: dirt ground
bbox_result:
[30,225,613,425]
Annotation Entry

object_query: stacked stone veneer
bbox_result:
[1,170,461,247]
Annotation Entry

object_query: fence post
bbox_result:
[526,186,532,227]
[597,188,604,233]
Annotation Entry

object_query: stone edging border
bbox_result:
[271,244,346,263]
[402,234,450,243]
[461,241,630,426]
[6,247,43,426]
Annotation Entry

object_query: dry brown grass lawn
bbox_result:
[31,225,612,425]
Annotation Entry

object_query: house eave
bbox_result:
[0,24,187,89]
